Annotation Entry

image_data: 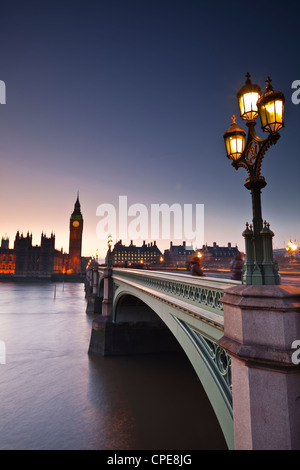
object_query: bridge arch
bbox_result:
[111,281,233,449]
[89,268,236,449]
[114,293,161,323]
[98,277,104,302]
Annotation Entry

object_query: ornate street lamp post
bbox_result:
[224,73,285,285]
[107,234,113,268]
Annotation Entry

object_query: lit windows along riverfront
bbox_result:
[108,240,162,266]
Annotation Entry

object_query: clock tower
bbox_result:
[69,194,83,274]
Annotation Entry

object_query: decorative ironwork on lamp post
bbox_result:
[224,73,285,285]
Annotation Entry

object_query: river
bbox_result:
[0,281,227,450]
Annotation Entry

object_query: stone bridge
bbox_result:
[85,266,300,451]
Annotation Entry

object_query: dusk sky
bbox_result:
[0,0,299,259]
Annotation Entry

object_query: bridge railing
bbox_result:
[97,267,240,330]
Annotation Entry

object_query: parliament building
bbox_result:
[0,196,84,278]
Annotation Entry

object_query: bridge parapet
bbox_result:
[110,268,238,315]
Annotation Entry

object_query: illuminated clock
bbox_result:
[72,220,80,227]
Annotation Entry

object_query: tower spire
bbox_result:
[72,192,81,216]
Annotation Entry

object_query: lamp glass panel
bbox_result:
[265,101,276,124]
[274,99,283,123]
[228,134,244,160]
[261,99,284,133]
[225,136,231,156]
[259,105,267,129]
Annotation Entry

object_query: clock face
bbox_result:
[72,220,80,227]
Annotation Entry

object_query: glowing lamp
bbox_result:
[224,115,246,160]
[257,77,285,134]
[286,241,297,253]
[237,73,261,121]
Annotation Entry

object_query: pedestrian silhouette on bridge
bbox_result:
[230,253,244,281]
[190,255,204,277]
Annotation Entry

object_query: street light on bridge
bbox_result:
[223,73,285,285]
[286,240,298,257]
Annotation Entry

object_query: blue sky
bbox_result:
[0,0,299,257]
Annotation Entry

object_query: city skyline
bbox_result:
[1,1,299,258]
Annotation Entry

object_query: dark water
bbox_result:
[0,282,227,450]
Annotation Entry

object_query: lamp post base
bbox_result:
[241,177,280,285]
[242,220,280,286]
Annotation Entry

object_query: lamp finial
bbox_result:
[266,76,273,91]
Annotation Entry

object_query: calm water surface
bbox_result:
[0,282,226,450]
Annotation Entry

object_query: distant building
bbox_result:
[109,240,162,266]
[1,236,9,250]
[201,242,239,260]
[0,195,84,278]
[13,231,68,277]
[0,237,15,274]
[163,241,195,267]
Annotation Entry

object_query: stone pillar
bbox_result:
[92,268,98,294]
[86,267,102,314]
[88,268,114,356]
[101,267,113,317]
[85,268,92,298]
[260,221,280,285]
[218,284,300,450]
[242,222,254,285]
